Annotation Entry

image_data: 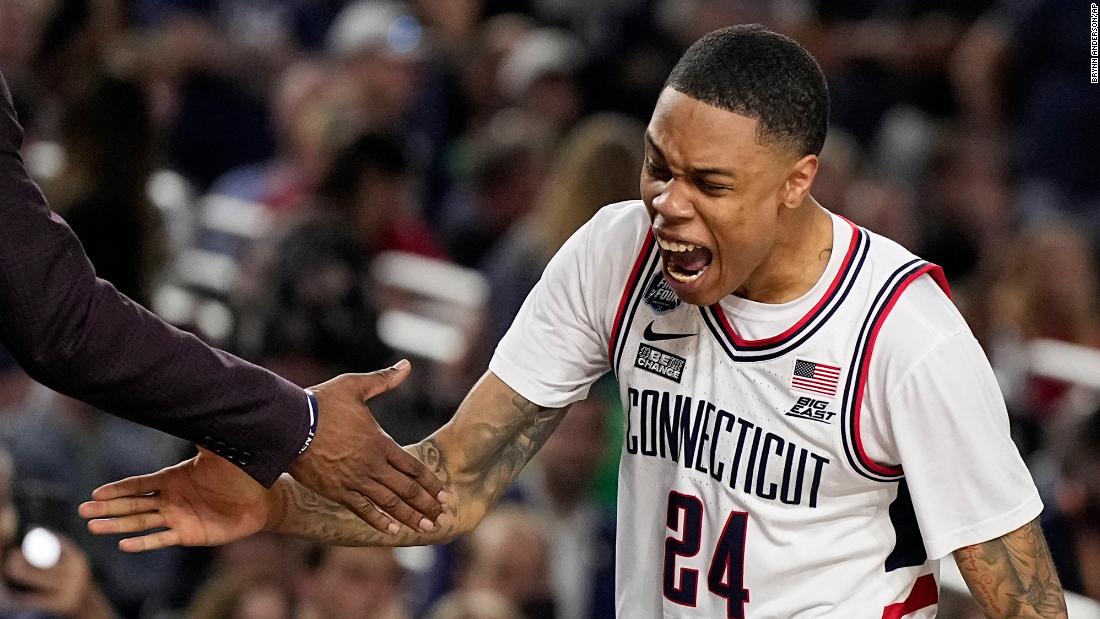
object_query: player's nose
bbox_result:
[651,178,695,224]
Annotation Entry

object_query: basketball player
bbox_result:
[81,26,1066,618]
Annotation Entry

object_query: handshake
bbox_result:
[79,360,456,552]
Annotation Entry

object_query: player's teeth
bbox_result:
[656,237,702,253]
[668,265,707,283]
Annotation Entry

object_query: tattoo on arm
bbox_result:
[415,438,451,487]
[269,456,465,546]
[464,394,567,502]
[411,394,565,504]
[269,477,397,546]
[269,389,566,546]
[955,518,1067,618]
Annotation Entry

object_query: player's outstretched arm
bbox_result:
[265,371,568,546]
[953,518,1068,618]
[80,371,566,550]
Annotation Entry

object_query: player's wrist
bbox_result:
[262,475,293,533]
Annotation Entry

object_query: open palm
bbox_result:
[79,448,271,552]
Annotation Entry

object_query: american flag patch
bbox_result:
[791,359,841,397]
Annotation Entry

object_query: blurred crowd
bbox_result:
[0,0,1098,617]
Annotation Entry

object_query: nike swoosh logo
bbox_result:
[643,321,695,342]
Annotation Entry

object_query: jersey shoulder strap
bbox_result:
[839,228,950,481]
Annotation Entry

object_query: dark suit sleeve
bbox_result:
[0,73,309,487]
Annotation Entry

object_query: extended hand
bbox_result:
[78,448,269,551]
[289,360,450,535]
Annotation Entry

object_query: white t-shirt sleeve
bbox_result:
[883,328,1043,559]
[489,204,644,408]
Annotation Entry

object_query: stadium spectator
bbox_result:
[987,222,1100,421]
[0,386,190,614]
[0,0,46,100]
[479,112,643,353]
[234,220,393,389]
[142,11,279,189]
[518,395,616,619]
[1055,409,1100,599]
[312,131,443,259]
[457,507,556,619]
[298,545,409,619]
[425,589,524,619]
[326,1,428,134]
[0,449,116,619]
[185,572,296,619]
[172,532,306,617]
[208,60,336,215]
[497,27,585,136]
[455,14,537,131]
[952,0,1100,229]
[437,109,551,266]
[45,73,163,307]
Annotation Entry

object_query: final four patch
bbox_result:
[635,343,686,383]
[643,273,681,314]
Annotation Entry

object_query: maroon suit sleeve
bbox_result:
[0,73,309,487]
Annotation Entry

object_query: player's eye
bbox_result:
[699,181,732,195]
[645,160,671,180]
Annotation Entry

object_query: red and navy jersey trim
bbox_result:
[881,573,938,619]
[701,223,869,363]
[610,231,659,377]
[840,258,950,482]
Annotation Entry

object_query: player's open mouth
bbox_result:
[657,236,713,283]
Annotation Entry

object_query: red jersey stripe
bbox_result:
[609,231,655,363]
[881,574,938,619]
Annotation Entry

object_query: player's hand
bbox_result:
[288,360,450,535]
[78,448,268,552]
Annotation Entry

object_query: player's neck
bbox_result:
[733,198,832,304]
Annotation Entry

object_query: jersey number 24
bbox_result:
[664,491,751,618]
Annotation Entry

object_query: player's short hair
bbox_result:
[665,24,829,157]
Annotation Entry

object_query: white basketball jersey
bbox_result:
[490,201,1042,618]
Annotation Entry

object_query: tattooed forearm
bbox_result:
[411,393,565,504]
[266,374,566,546]
[954,518,1067,618]
[463,394,567,503]
[267,441,463,546]
[416,438,451,487]
[268,474,461,546]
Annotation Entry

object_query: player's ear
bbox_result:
[780,154,818,209]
